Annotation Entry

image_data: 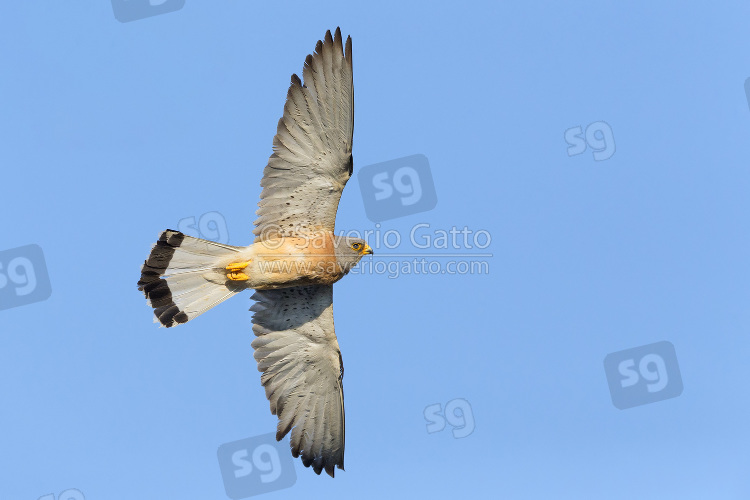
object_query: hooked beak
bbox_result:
[362,244,373,255]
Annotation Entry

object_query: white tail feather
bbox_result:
[138,230,248,327]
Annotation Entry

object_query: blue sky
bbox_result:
[2,1,750,499]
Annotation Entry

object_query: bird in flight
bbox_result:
[137,28,367,477]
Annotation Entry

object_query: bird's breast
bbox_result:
[245,235,346,289]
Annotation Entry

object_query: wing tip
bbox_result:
[328,27,351,63]
[301,453,343,478]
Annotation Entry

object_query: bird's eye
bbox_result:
[352,243,362,251]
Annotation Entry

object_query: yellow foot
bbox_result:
[226,261,251,281]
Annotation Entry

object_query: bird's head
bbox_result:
[334,237,373,272]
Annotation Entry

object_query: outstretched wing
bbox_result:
[254,28,354,241]
[250,285,345,477]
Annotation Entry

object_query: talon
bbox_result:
[226,261,250,272]
[226,261,251,281]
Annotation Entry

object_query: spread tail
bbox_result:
[137,230,246,327]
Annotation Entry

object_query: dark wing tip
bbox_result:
[325,463,335,478]
[301,452,340,477]
[332,27,344,54]
[285,430,343,478]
